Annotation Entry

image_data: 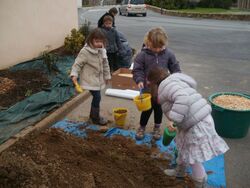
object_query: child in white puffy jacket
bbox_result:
[147,67,229,188]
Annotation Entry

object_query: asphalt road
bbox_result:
[77,6,250,188]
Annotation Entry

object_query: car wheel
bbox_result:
[143,13,147,17]
[126,12,130,17]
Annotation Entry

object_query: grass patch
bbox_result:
[176,7,250,14]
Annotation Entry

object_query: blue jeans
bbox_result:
[89,90,101,108]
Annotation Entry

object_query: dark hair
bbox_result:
[109,7,118,15]
[147,66,169,101]
[147,66,169,86]
[103,15,113,23]
[85,28,106,47]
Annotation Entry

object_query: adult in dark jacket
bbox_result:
[132,27,181,141]
[98,7,118,28]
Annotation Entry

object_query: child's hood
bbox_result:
[161,73,197,90]
[141,47,166,55]
[84,45,100,54]
[158,73,197,105]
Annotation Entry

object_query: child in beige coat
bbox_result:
[70,28,111,125]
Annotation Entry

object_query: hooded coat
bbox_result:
[70,45,111,91]
[158,73,212,130]
[132,48,181,89]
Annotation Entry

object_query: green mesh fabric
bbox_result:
[0,56,76,144]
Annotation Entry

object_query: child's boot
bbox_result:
[89,106,108,125]
[152,124,161,140]
[136,126,145,140]
[164,165,186,178]
[192,174,207,188]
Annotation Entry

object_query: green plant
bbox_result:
[64,28,84,56]
[41,46,59,73]
[199,0,233,9]
[79,20,92,42]
[25,89,33,97]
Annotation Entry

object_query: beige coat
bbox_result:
[70,46,111,90]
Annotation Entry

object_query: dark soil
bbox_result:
[0,128,194,188]
[0,69,50,108]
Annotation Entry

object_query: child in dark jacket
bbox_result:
[132,27,181,140]
[98,7,118,28]
[100,15,124,72]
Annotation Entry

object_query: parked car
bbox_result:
[119,0,147,17]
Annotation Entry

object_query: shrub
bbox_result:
[147,0,196,10]
[41,47,59,73]
[79,20,92,43]
[199,0,233,9]
[64,29,85,56]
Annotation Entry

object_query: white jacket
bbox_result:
[158,73,211,130]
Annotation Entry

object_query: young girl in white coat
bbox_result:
[147,67,229,188]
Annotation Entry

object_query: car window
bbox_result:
[130,0,144,4]
[121,0,127,4]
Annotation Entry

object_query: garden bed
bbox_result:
[0,69,50,108]
[0,128,194,187]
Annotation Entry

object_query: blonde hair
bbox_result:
[144,27,168,48]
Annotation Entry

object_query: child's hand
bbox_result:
[71,76,78,85]
[71,76,83,93]
[167,121,177,132]
[75,83,83,93]
[138,82,144,89]
[105,79,111,85]
[101,48,108,59]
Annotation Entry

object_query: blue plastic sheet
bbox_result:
[52,119,226,188]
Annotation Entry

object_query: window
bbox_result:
[130,0,144,4]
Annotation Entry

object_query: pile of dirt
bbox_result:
[0,128,194,187]
[0,69,50,108]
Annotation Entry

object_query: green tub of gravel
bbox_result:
[208,92,250,138]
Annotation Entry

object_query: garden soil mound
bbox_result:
[0,128,194,188]
[0,69,50,108]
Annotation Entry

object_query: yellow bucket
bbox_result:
[133,93,152,111]
[113,108,128,126]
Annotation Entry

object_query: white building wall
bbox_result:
[0,0,78,69]
[77,0,82,7]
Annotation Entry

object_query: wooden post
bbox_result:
[239,0,250,9]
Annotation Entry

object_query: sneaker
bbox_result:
[164,165,186,178]
[192,174,208,188]
[136,127,145,140]
[152,126,161,140]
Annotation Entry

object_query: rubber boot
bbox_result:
[192,174,208,188]
[164,165,186,178]
[89,106,108,125]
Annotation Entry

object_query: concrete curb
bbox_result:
[0,91,90,153]
[147,5,250,21]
